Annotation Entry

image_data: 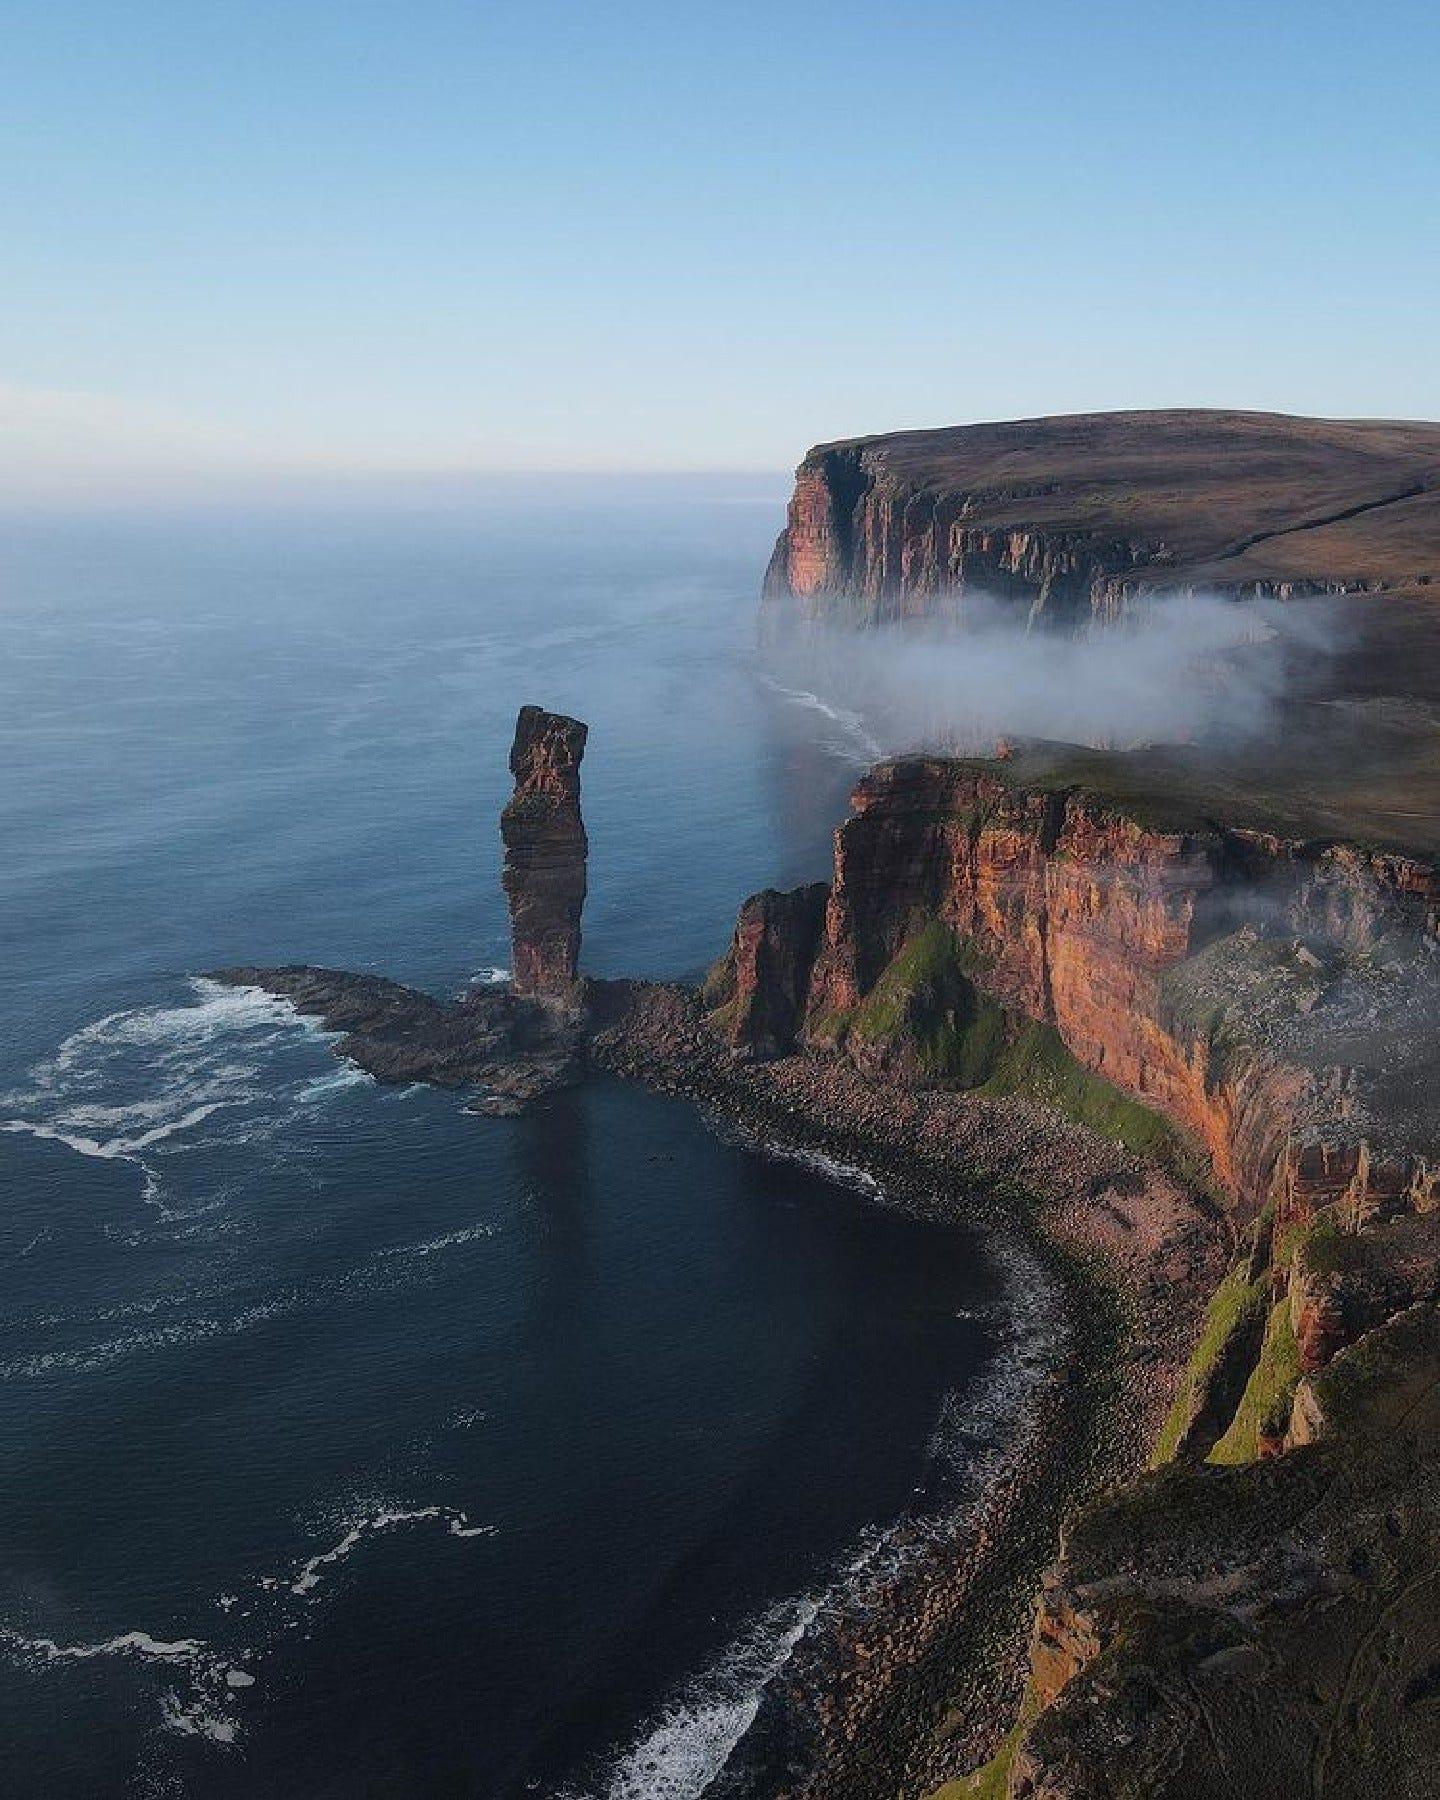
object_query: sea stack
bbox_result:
[500,705,589,1001]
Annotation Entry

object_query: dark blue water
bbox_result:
[0,488,1045,1799]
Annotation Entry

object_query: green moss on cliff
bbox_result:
[847,922,1006,1082]
[1209,1297,1302,1464]
[976,1022,1175,1159]
[1288,1211,1359,1280]
[700,955,736,1013]
[840,923,1187,1164]
[848,920,966,1042]
[928,1721,1022,1799]
[1153,1262,1270,1465]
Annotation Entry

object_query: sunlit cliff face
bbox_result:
[760,592,1343,757]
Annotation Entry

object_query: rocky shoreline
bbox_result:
[211,951,1225,1795]
[214,698,1440,1795]
[587,979,1225,1796]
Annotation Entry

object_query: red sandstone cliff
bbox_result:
[711,753,1440,1229]
[705,747,1440,1796]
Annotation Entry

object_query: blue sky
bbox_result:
[4,0,1439,492]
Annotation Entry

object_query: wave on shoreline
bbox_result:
[576,1122,1066,1800]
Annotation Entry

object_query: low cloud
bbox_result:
[761,593,1343,761]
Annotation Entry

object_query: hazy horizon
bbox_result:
[6,0,1440,503]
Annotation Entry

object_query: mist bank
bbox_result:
[760,592,1344,758]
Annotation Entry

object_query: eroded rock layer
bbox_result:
[704,745,1440,1797]
[1016,1304,1440,1800]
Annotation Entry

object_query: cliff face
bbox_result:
[703,883,828,1060]
[764,444,1153,625]
[712,754,1440,1228]
[763,411,1440,626]
[1016,1304,1440,1800]
[705,749,1440,1796]
[500,705,589,1001]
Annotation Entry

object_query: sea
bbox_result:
[0,480,1056,1799]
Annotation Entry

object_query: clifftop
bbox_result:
[765,408,1440,614]
[763,410,1440,862]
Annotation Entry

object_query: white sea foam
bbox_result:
[297,1065,373,1101]
[0,1291,304,1379]
[705,1115,884,1203]
[757,674,885,764]
[8,1627,207,1664]
[575,1129,1069,1800]
[964,1231,1068,1448]
[286,1505,495,1597]
[467,965,511,988]
[0,1491,496,1755]
[1,1621,248,1746]
[378,1221,496,1260]
[160,1693,240,1743]
[581,1594,822,1800]
[2,1203,503,1379]
[0,976,356,1223]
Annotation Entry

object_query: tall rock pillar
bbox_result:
[500,705,589,1001]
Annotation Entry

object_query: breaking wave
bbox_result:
[0,1211,502,1380]
[705,1114,884,1203]
[571,1594,821,1800]
[0,978,356,1222]
[757,674,885,765]
[574,1144,1065,1800]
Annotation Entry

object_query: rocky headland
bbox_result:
[693,745,1440,1797]
[763,409,1440,624]
[216,411,1440,1800]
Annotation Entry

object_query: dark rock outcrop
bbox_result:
[501,704,588,1001]
[209,964,583,1115]
[702,883,828,1059]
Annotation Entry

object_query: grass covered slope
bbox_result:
[1013,1304,1440,1800]
[811,922,1183,1164]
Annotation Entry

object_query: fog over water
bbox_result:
[762,593,1343,758]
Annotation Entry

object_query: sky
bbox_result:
[4,0,1440,497]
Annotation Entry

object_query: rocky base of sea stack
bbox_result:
[207,961,1218,1795]
[210,965,585,1115]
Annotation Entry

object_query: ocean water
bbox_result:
[0,485,1050,1798]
